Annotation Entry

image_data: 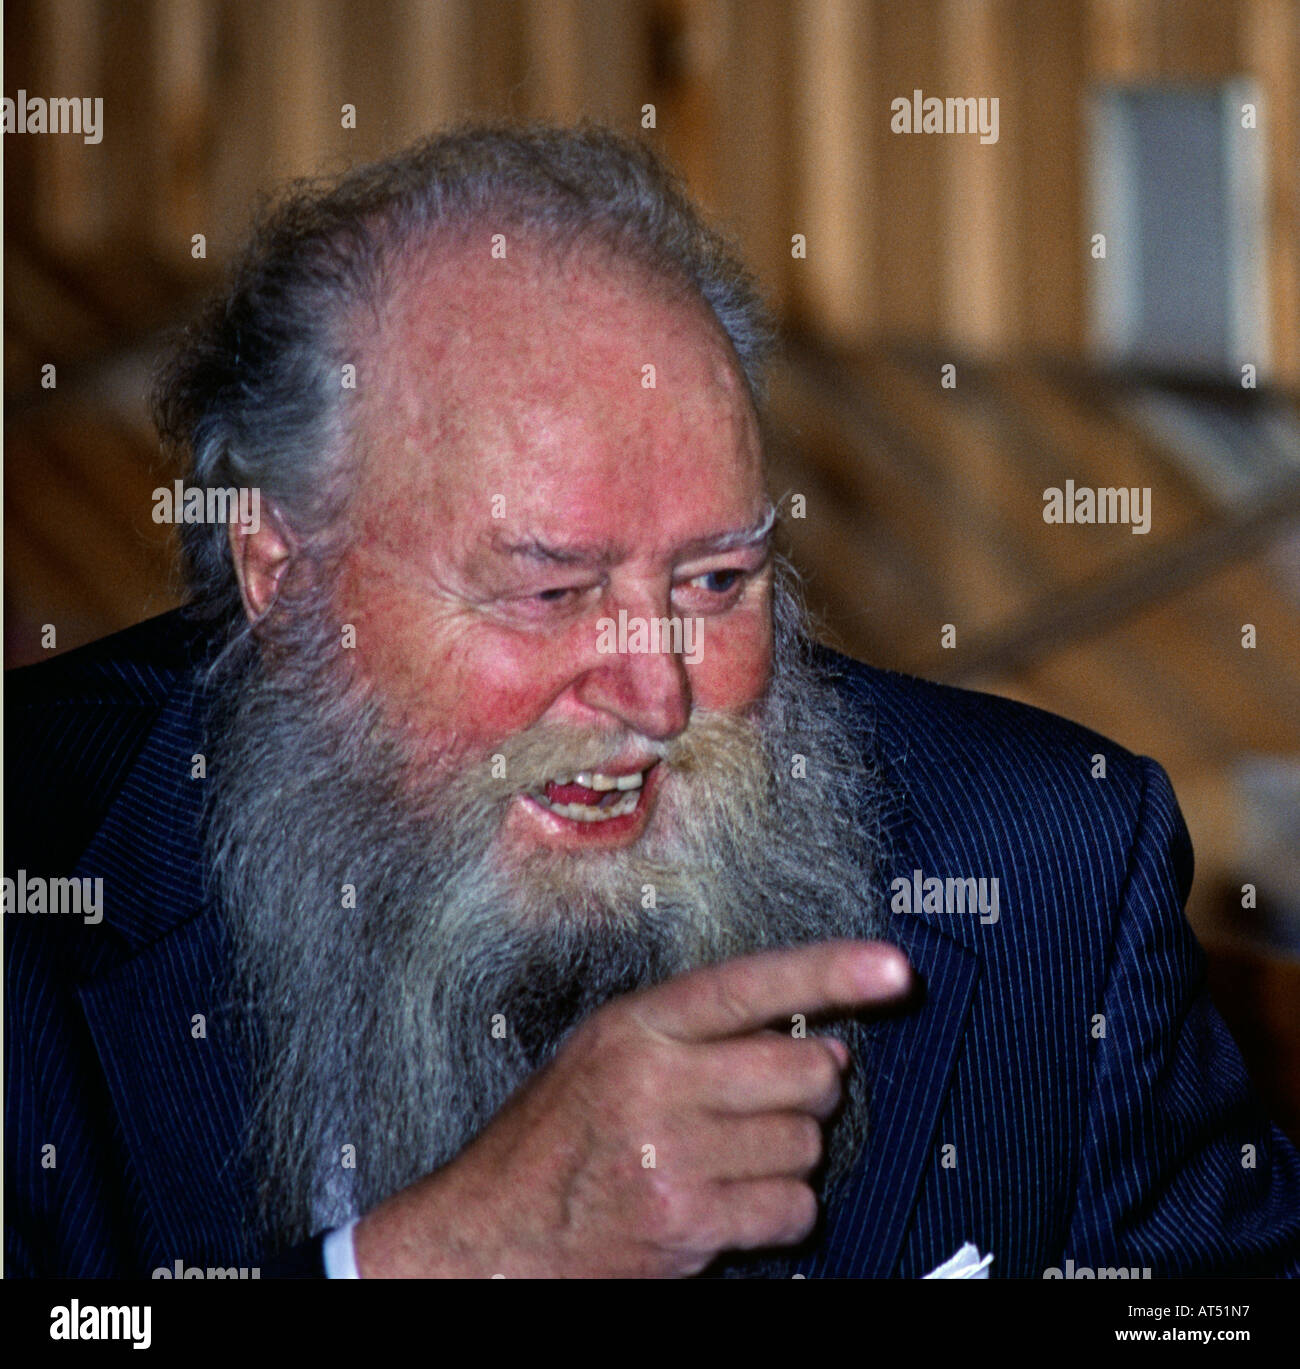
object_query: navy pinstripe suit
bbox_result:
[6,611,1299,1277]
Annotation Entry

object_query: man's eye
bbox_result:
[523,584,600,611]
[689,569,744,594]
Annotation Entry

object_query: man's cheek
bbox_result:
[412,637,581,760]
[689,613,772,711]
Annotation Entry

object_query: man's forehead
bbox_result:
[371,236,748,408]
[352,236,765,537]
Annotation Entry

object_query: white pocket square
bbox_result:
[922,1242,994,1279]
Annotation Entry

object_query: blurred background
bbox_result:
[4,0,1298,1137]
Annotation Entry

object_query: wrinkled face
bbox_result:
[334,238,772,856]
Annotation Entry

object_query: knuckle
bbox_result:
[624,1043,674,1109]
[782,1184,819,1242]
[806,1050,840,1098]
[793,1116,824,1169]
[709,975,754,1033]
[580,1006,645,1079]
[583,999,628,1052]
[640,1176,715,1251]
[759,1033,794,1074]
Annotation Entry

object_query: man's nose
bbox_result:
[572,615,692,742]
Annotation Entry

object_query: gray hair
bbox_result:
[151,120,776,635]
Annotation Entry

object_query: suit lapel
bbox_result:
[72,678,257,1265]
[71,680,209,952]
[77,913,257,1265]
[803,917,982,1277]
[790,663,985,1277]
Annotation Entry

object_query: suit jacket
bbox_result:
[6,610,1300,1278]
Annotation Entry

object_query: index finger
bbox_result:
[633,940,912,1043]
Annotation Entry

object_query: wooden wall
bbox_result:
[6,0,1298,384]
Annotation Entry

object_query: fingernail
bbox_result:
[880,949,911,992]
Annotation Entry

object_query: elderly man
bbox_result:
[6,123,1299,1280]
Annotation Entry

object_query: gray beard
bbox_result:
[204,566,887,1276]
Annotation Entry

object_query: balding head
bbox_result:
[152,122,774,643]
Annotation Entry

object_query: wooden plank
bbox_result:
[659,0,727,202]
[991,367,1209,555]
[1010,0,1088,355]
[1244,0,1300,388]
[1153,0,1240,76]
[207,0,277,260]
[768,367,957,622]
[4,424,178,632]
[150,0,213,257]
[2,239,115,368]
[468,0,529,115]
[788,0,877,342]
[773,351,1054,655]
[98,0,164,249]
[1087,0,1158,78]
[387,0,475,140]
[32,0,109,252]
[1117,584,1300,751]
[3,0,42,226]
[336,0,403,164]
[522,0,583,120]
[267,0,335,181]
[708,0,799,313]
[3,504,130,653]
[982,639,1214,772]
[871,0,947,339]
[855,353,1068,589]
[923,477,1300,685]
[575,0,653,127]
[939,0,1012,353]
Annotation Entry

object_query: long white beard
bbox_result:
[204,568,887,1274]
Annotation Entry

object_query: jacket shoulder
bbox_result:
[4,611,211,876]
[819,644,1147,783]
[5,610,210,710]
[815,645,1169,894]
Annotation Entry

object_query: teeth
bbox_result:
[576,771,614,791]
[534,765,652,820]
[550,769,647,792]
[541,790,641,822]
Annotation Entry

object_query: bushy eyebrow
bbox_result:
[489,504,775,570]
[682,503,776,556]
[491,535,623,569]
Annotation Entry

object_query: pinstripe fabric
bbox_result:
[6,613,1299,1278]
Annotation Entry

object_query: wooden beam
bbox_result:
[922,480,1300,682]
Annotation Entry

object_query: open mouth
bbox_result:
[529,762,658,824]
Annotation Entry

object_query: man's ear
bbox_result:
[229,501,296,626]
